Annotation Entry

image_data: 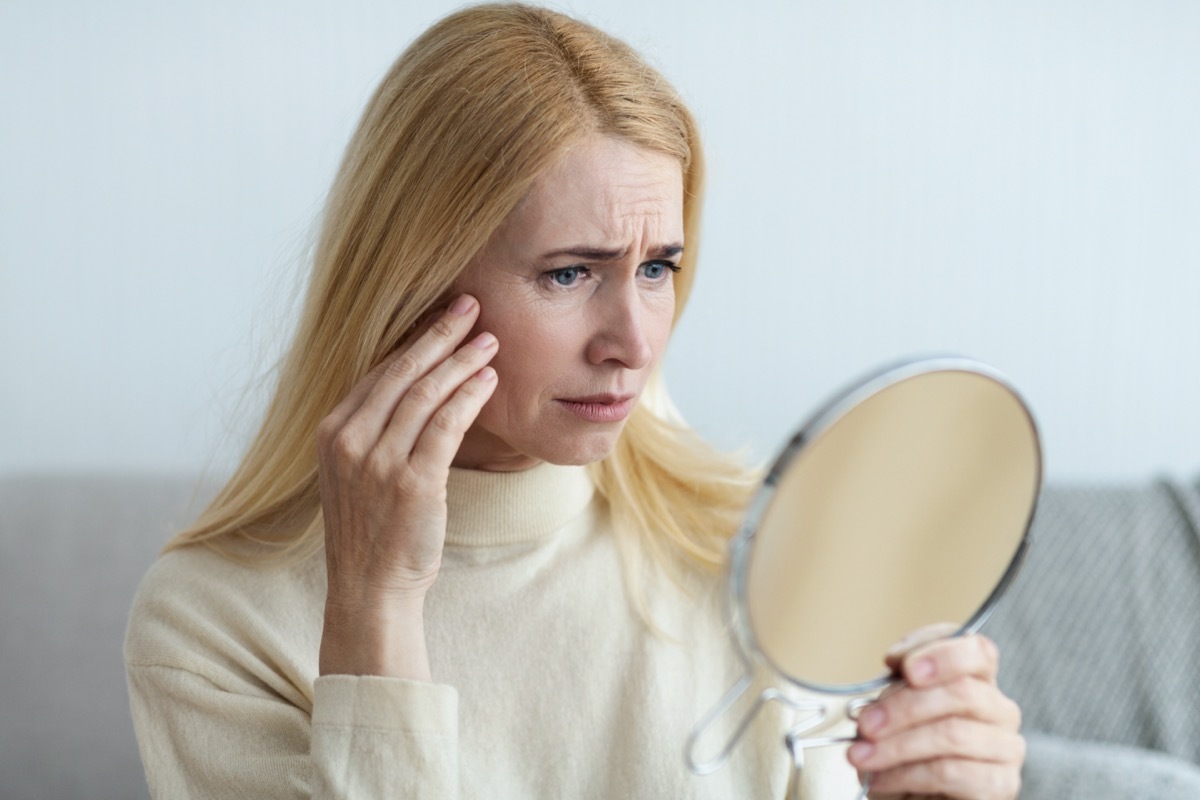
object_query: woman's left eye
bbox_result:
[640,261,681,280]
[547,267,588,287]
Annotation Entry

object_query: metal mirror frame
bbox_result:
[686,356,1042,776]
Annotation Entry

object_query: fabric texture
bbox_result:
[124,462,859,799]
[985,476,1200,798]
[986,477,1200,763]
[1021,732,1200,799]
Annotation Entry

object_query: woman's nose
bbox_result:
[585,284,654,369]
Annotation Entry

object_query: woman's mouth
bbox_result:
[555,393,636,423]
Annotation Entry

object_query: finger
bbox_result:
[865,754,1024,800]
[892,633,1001,689]
[319,295,477,438]
[409,366,499,468]
[857,677,1021,740]
[346,295,482,440]
[379,331,499,457]
[883,622,961,670]
[849,716,1025,773]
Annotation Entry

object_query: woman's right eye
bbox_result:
[546,266,588,287]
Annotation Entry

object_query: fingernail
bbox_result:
[470,332,497,349]
[848,741,874,764]
[859,707,885,734]
[449,295,475,316]
[910,657,935,682]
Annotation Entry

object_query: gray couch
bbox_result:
[2,472,1199,799]
[986,478,1200,796]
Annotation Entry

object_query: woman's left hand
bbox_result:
[847,627,1025,800]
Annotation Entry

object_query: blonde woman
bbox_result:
[125,4,1024,798]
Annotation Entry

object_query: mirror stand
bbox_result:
[783,695,876,800]
[685,670,881,798]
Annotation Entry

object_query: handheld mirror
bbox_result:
[685,357,1041,791]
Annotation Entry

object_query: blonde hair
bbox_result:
[167,3,758,585]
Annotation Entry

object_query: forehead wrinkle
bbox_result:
[590,175,679,237]
[486,139,683,262]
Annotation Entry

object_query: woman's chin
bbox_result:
[495,428,625,469]
[543,425,629,466]
[455,415,630,471]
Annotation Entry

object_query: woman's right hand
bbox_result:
[316,293,498,680]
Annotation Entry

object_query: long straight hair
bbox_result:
[166,3,758,588]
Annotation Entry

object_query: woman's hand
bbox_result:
[316,293,498,680]
[848,626,1025,800]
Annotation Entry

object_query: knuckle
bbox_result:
[316,416,339,448]
[393,463,424,494]
[953,675,984,709]
[453,347,487,370]
[431,406,463,435]
[428,316,456,341]
[931,757,964,786]
[1009,696,1024,730]
[941,718,970,750]
[406,375,442,405]
[329,428,364,461]
[385,352,422,383]
[1012,731,1027,762]
[361,449,392,483]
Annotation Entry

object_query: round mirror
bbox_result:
[687,357,1041,776]
[745,360,1040,691]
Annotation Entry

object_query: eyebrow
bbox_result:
[539,243,684,261]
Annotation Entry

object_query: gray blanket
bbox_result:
[986,478,1200,796]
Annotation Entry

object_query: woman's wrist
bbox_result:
[319,594,432,680]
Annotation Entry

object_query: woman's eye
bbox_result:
[548,267,586,286]
[641,261,680,280]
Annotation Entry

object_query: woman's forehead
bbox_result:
[502,138,684,250]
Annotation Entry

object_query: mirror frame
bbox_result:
[727,355,1042,695]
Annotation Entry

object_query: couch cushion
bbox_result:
[0,473,218,800]
[1023,731,1200,799]
[987,477,1200,764]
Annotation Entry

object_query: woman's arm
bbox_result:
[316,293,497,679]
[127,661,458,799]
[127,294,495,799]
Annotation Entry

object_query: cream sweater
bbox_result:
[125,462,858,798]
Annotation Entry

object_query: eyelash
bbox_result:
[543,261,681,288]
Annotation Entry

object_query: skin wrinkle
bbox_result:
[450,136,683,472]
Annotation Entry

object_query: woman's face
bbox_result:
[451,136,684,471]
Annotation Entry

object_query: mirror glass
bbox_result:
[743,363,1041,691]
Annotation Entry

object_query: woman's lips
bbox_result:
[555,394,636,423]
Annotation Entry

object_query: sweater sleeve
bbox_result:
[127,662,459,799]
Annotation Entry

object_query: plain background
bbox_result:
[2,0,1197,482]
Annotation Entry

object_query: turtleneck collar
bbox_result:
[444,462,596,547]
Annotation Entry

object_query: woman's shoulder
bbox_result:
[125,540,325,694]
[131,538,321,610]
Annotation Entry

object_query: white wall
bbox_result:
[3,1,1197,481]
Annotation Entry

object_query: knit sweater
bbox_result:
[125,462,859,798]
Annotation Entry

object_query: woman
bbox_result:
[126,4,1024,798]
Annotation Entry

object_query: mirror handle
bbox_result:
[684,674,763,775]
